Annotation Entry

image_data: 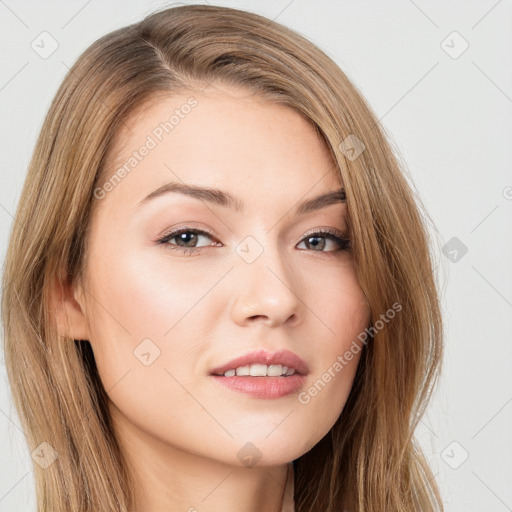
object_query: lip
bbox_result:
[211,374,307,399]
[209,348,311,377]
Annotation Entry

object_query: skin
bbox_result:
[55,83,371,512]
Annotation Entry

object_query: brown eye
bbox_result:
[156,227,219,255]
[297,230,351,253]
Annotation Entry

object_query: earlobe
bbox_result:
[49,271,90,341]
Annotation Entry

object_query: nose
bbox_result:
[229,241,304,328]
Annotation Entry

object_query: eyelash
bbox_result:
[155,226,351,257]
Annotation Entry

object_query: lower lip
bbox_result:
[210,374,306,399]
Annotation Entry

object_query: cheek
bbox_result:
[83,245,229,385]
[89,244,224,340]
[315,262,371,350]
[296,266,370,429]
[82,247,224,440]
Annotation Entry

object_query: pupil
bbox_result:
[308,236,325,251]
[178,232,196,247]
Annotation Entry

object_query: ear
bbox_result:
[48,270,90,341]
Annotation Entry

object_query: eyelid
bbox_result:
[302,226,347,240]
[156,223,217,242]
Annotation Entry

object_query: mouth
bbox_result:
[212,363,300,377]
[209,349,309,399]
[209,348,310,377]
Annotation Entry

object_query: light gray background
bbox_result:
[1,1,511,510]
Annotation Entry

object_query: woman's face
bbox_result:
[78,84,371,467]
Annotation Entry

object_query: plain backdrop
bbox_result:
[1,1,511,510]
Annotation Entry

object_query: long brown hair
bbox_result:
[1,4,444,511]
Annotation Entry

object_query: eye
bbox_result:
[156,227,351,256]
[156,227,220,256]
[297,228,351,254]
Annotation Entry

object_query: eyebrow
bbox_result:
[136,181,346,214]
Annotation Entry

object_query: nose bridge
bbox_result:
[230,233,303,326]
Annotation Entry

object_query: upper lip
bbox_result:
[210,349,310,376]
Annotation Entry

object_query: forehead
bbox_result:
[96,85,342,216]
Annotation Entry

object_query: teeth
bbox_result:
[236,366,250,376]
[222,364,297,377]
[267,364,284,377]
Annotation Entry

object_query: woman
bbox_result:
[1,4,444,511]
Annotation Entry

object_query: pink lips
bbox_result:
[209,349,310,399]
[209,348,310,376]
